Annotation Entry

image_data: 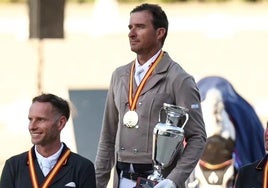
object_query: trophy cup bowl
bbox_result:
[136,103,189,188]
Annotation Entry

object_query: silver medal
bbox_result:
[123,110,138,128]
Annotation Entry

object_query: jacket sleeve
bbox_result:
[234,171,243,188]
[0,160,15,188]
[79,159,97,188]
[167,75,207,187]
[94,71,119,188]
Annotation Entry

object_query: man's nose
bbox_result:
[128,28,136,38]
[29,121,37,130]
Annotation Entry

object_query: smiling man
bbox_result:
[0,93,96,188]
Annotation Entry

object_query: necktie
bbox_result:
[135,68,144,85]
[42,160,51,176]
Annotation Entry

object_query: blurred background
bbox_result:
[0,0,268,185]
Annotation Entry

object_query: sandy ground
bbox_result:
[1,1,268,187]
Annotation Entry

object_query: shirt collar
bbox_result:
[135,50,162,72]
[35,143,64,167]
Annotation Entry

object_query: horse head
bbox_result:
[190,88,236,188]
[201,88,235,140]
[186,76,265,188]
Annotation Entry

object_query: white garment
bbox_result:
[35,143,64,176]
[154,179,176,188]
[41,159,52,176]
[134,50,162,86]
[119,178,136,188]
[135,67,145,85]
[119,164,136,188]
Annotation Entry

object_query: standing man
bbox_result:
[234,122,268,188]
[95,3,206,188]
[0,93,96,188]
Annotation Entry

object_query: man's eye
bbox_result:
[37,119,45,122]
[137,25,145,29]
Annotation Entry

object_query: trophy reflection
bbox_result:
[136,103,189,188]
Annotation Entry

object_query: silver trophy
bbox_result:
[136,103,189,188]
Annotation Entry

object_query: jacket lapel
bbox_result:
[256,154,268,170]
[140,52,171,95]
[27,146,48,186]
[28,144,72,186]
[48,144,71,185]
[123,52,172,97]
[255,154,268,185]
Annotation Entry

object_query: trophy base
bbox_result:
[135,177,158,188]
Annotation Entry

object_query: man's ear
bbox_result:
[58,116,67,131]
[156,28,166,40]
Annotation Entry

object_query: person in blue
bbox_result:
[0,93,96,188]
[234,122,268,188]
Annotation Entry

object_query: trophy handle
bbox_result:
[160,103,189,129]
[181,113,189,129]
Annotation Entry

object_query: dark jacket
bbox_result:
[0,143,96,188]
[235,154,268,188]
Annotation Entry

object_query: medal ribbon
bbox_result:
[264,160,268,188]
[28,149,71,188]
[128,51,164,110]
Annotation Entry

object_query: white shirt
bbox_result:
[135,50,161,85]
[35,143,64,176]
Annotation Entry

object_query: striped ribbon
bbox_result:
[264,161,268,188]
[128,51,164,111]
[28,149,71,188]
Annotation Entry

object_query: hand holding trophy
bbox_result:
[136,103,189,188]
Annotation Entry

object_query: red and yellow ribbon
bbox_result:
[264,161,268,188]
[128,51,164,111]
[28,149,71,188]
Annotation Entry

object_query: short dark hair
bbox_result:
[32,93,70,120]
[130,3,169,44]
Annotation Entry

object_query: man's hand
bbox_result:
[154,179,176,188]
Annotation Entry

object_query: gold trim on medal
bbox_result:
[123,110,138,128]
